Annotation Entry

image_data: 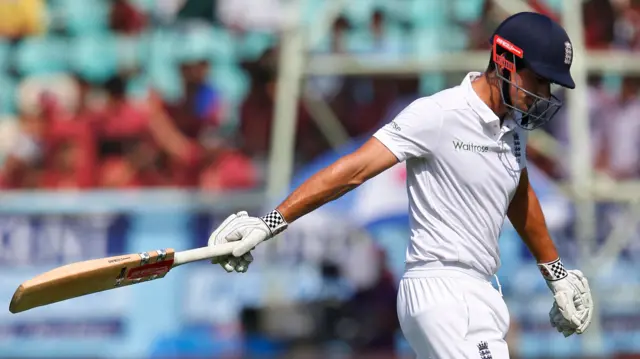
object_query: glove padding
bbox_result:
[547,269,593,336]
[207,211,272,273]
[549,301,589,337]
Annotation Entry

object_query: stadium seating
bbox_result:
[48,0,109,35]
[70,34,119,82]
[451,0,485,22]
[14,36,69,76]
[0,75,16,115]
[1,0,487,117]
[0,40,9,73]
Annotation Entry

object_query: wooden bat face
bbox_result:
[9,248,176,314]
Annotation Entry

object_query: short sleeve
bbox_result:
[372,98,443,162]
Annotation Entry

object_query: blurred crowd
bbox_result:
[1,2,640,359]
[0,0,639,192]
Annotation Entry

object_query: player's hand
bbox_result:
[549,300,587,337]
[207,211,255,273]
[546,269,593,336]
[207,210,288,273]
[549,301,575,337]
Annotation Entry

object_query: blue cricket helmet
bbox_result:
[489,12,575,129]
[492,11,575,89]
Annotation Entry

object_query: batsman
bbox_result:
[208,12,594,358]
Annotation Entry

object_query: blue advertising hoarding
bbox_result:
[0,214,131,339]
[0,206,196,358]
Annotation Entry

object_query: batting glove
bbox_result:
[539,259,594,336]
[207,210,288,273]
[549,299,591,337]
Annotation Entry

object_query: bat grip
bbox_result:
[173,242,240,267]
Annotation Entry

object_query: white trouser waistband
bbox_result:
[402,261,503,296]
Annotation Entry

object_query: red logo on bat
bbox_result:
[127,260,174,280]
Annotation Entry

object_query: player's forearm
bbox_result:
[272,138,398,224]
[507,170,559,263]
[275,155,367,223]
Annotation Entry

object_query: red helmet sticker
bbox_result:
[493,35,524,73]
[493,35,523,57]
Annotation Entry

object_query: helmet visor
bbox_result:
[492,35,564,130]
[496,69,563,130]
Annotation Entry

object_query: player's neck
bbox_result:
[473,73,510,119]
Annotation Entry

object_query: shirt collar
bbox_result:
[462,72,500,125]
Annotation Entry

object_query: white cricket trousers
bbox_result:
[397,262,510,359]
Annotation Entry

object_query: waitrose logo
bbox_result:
[453,141,489,153]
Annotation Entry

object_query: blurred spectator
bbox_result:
[368,8,406,58]
[529,0,616,50]
[583,0,616,49]
[40,90,97,189]
[0,0,46,40]
[72,73,102,121]
[238,48,330,170]
[596,75,640,179]
[540,74,615,179]
[0,115,20,164]
[37,74,103,189]
[198,148,259,191]
[16,73,81,121]
[612,0,640,49]
[0,73,97,189]
[465,0,610,51]
[0,111,46,189]
[149,57,257,189]
[371,9,385,49]
[345,76,397,138]
[305,15,351,102]
[91,74,165,188]
[109,0,147,35]
[465,1,510,50]
[95,74,149,141]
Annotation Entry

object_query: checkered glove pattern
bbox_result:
[260,210,288,236]
[207,210,289,273]
[538,258,568,281]
[543,260,594,337]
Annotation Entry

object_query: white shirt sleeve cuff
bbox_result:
[372,131,406,162]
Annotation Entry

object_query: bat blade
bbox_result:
[9,248,176,314]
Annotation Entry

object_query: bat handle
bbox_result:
[172,242,240,267]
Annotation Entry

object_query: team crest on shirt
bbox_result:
[478,341,492,359]
[513,132,522,165]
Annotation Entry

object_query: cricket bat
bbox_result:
[9,242,241,314]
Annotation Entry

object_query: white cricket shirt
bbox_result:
[373,72,527,277]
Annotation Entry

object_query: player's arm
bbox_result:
[507,167,559,263]
[208,97,441,271]
[508,168,594,337]
[276,137,399,223]
[207,137,399,273]
[276,97,442,223]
